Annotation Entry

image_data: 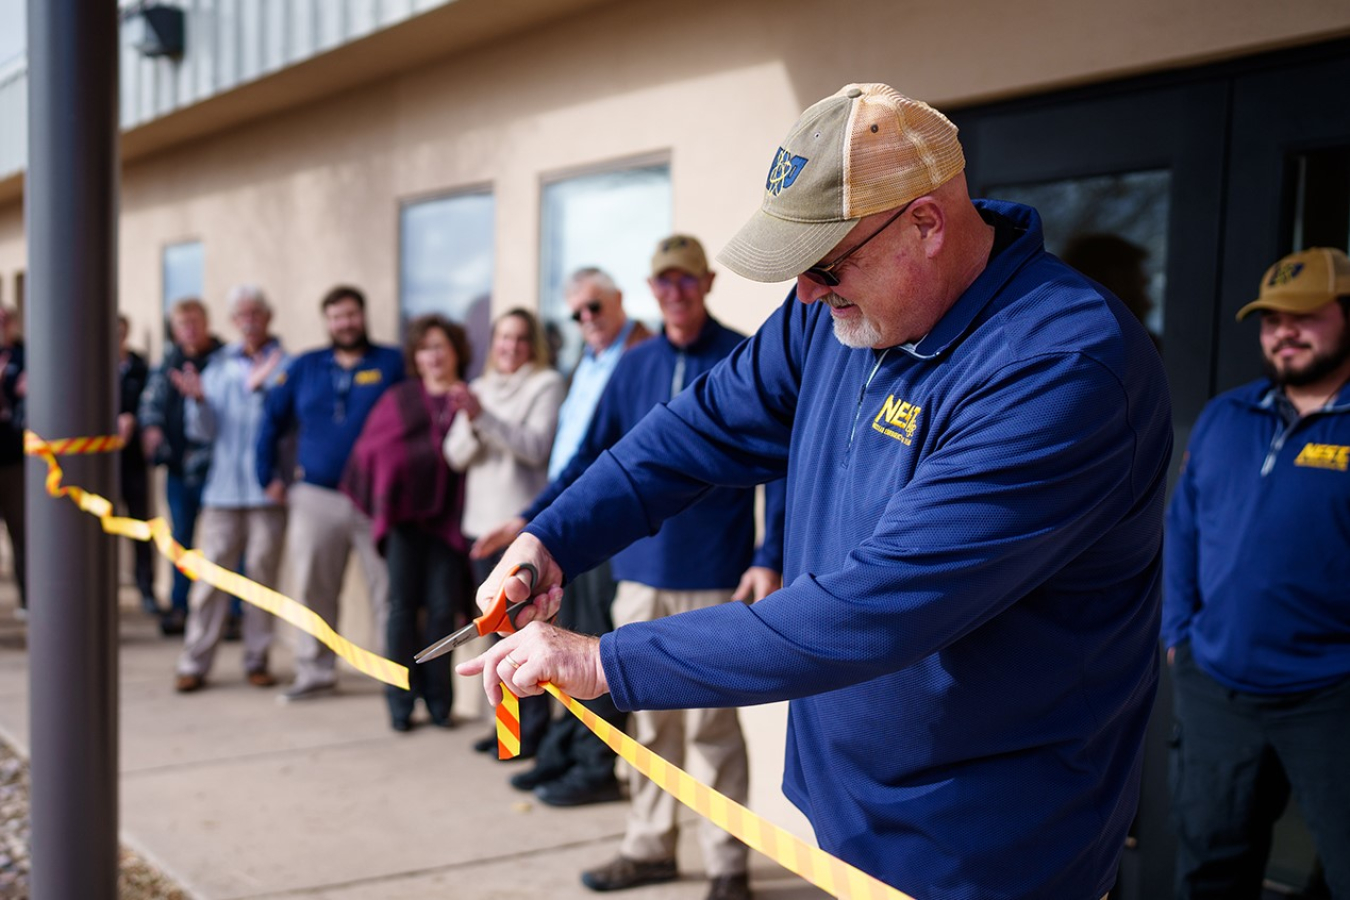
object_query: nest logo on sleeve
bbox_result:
[1293,442,1350,471]
[766,147,808,195]
[872,394,923,446]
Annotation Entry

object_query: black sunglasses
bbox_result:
[801,201,913,287]
[570,301,603,323]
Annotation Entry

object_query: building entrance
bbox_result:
[954,39,1350,900]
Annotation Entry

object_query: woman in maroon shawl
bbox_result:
[342,315,471,732]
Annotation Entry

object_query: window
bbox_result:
[1287,146,1350,252]
[539,162,672,371]
[400,189,495,379]
[0,0,24,71]
[162,241,204,313]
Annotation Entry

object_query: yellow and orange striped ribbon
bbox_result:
[495,686,521,759]
[31,429,914,899]
[496,678,916,900]
[23,430,409,690]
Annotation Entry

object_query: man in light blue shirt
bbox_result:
[174,285,289,693]
[547,268,650,479]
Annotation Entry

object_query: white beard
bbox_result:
[826,293,883,348]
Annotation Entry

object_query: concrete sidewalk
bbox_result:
[0,582,826,900]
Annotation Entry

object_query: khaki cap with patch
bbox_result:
[1236,247,1350,321]
[651,234,709,277]
[718,83,966,284]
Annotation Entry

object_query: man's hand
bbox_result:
[141,425,165,460]
[169,363,204,401]
[245,347,284,393]
[456,621,609,705]
[473,533,565,627]
[117,412,137,446]
[264,479,287,505]
[471,516,527,560]
[1167,646,1176,666]
[732,565,782,603]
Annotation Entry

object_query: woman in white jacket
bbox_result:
[445,307,565,755]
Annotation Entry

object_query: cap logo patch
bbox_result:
[1268,261,1305,287]
[766,148,808,196]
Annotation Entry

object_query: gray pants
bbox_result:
[177,505,286,677]
[285,482,388,688]
[0,463,26,608]
[612,581,749,878]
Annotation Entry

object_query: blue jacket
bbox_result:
[527,201,1173,900]
[1164,379,1350,694]
[255,344,404,490]
[139,338,224,481]
[525,317,784,588]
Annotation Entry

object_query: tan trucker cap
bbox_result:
[717,83,965,283]
[1236,247,1350,321]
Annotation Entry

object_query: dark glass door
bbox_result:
[955,82,1228,459]
[952,41,1350,900]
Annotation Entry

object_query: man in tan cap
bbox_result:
[460,84,1171,900]
[1164,247,1350,899]
[503,236,783,900]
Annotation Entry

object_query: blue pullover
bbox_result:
[255,344,404,490]
[1164,379,1350,694]
[526,201,1173,900]
[525,317,784,588]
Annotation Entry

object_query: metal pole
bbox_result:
[25,1,120,897]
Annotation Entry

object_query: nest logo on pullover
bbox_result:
[871,394,923,445]
[1293,441,1349,471]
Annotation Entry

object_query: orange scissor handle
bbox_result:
[472,562,539,638]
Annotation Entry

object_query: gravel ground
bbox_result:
[0,738,189,900]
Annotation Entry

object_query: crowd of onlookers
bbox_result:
[0,234,769,900]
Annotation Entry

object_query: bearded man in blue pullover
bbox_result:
[1164,247,1350,900]
[460,84,1173,900]
[256,286,404,702]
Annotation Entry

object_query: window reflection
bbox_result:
[400,190,494,379]
[991,170,1169,348]
[540,163,671,372]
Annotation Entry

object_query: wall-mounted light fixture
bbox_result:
[127,4,185,58]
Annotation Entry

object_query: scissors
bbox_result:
[414,563,539,664]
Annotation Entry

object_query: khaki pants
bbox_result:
[612,581,749,878]
[177,505,286,677]
[285,482,388,687]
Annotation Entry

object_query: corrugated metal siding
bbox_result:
[0,0,454,177]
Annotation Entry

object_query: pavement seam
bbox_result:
[119,737,400,778]
[220,830,629,899]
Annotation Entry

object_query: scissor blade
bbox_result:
[414,621,479,664]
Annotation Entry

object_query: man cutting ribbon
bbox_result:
[460,83,1172,900]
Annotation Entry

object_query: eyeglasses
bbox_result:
[801,201,913,287]
[570,301,603,323]
[654,273,700,290]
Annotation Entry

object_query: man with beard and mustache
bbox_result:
[256,285,403,702]
[457,84,1172,900]
[1164,246,1350,900]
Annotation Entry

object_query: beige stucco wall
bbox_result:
[2,0,1349,844]
[4,0,1348,348]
